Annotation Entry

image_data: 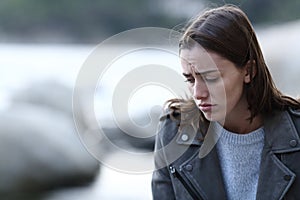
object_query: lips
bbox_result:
[199,103,215,112]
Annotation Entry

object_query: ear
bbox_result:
[244,60,256,84]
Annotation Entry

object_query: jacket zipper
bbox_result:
[169,165,203,200]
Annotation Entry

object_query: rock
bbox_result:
[0,80,100,198]
[11,80,74,116]
[101,126,155,152]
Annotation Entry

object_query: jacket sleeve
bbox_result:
[152,112,178,200]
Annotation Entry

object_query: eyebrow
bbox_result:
[182,69,219,77]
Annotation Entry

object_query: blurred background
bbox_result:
[0,0,300,199]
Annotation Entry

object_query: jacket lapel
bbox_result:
[177,122,226,200]
[179,146,227,200]
[256,146,296,200]
[256,110,300,200]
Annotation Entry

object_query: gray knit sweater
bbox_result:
[216,122,265,200]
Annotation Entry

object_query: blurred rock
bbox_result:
[0,80,100,198]
[101,126,155,152]
[12,80,73,116]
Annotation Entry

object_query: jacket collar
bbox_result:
[264,109,300,153]
[175,109,300,151]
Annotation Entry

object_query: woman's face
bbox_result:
[180,45,250,123]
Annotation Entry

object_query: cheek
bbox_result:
[207,82,225,100]
[208,77,243,106]
[223,80,244,106]
[185,82,196,97]
[188,85,194,95]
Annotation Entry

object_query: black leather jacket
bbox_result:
[152,108,300,200]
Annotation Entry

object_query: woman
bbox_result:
[152,5,300,200]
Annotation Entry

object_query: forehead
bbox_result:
[180,45,226,73]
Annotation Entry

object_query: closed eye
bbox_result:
[203,75,219,82]
[184,78,195,83]
[182,73,195,84]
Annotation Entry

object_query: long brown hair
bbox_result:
[168,5,300,125]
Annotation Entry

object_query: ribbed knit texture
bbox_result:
[215,122,264,200]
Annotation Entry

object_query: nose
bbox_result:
[193,79,209,100]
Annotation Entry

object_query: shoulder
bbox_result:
[156,106,205,147]
[156,108,181,145]
[288,107,300,117]
[287,107,300,135]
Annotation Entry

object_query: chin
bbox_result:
[202,111,225,122]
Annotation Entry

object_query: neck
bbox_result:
[218,92,263,134]
[220,114,263,134]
